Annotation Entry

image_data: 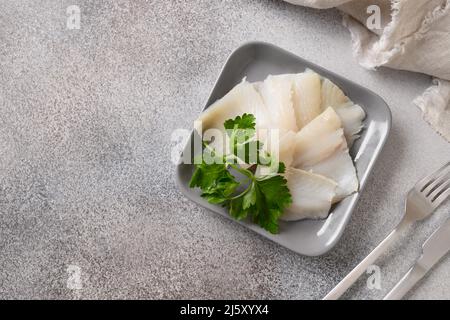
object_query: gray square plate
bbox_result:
[176,42,391,256]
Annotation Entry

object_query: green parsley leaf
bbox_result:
[223,113,256,130]
[189,114,292,234]
[251,174,292,233]
[189,162,239,204]
[229,196,249,220]
[224,114,267,165]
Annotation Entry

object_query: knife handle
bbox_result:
[383,264,426,300]
[323,219,410,300]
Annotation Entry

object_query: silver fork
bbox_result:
[324,162,450,300]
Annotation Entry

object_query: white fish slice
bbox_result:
[291,72,322,129]
[256,75,299,133]
[302,144,359,202]
[293,107,359,200]
[333,102,366,147]
[197,80,268,132]
[321,78,350,109]
[281,167,337,221]
[196,80,270,155]
[292,107,344,167]
[320,76,366,147]
[260,129,297,168]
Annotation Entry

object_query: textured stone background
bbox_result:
[0,0,449,299]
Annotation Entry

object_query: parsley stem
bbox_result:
[227,163,255,200]
[229,163,254,180]
[228,179,253,200]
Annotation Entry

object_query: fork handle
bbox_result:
[323,219,410,300]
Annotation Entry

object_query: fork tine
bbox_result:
[416,162,450,191]
[430,178,450,200]
[422,167,450,196]
[432,187,450,208]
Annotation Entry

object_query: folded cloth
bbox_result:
[285,0,450,141]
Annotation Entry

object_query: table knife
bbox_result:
[384,218,450,300]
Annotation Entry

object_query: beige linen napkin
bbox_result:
[285,0,450,141]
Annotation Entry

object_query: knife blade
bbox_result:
[384,218,450,300]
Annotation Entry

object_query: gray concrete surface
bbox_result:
[0,0,449,300]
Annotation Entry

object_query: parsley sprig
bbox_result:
[189,114,292,234]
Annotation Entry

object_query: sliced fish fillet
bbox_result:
[256,75,298,132]
[302,144,359,202]
[195,74,362,218]
[321,78,350,109]
[261,130,297,168]
[320,76,366,147]
[196,80,270,155]
[281,168,337,221]
[292,107,359,200]
[291,72,322,129]
[333,102,366,147]
[197,80,268,132]
[292,107,344,167]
